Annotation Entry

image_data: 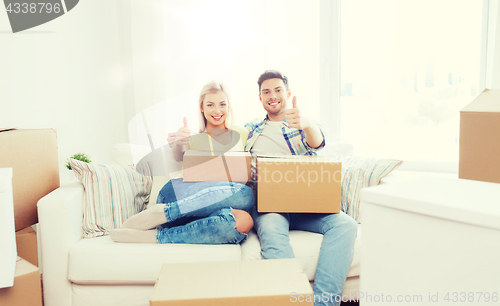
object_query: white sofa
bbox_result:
[38,141,452,306]
[38,179,362,306]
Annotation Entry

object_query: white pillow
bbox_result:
[69,159,153,238]
[341,157,403,223]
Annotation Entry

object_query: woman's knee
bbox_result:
[232,209,254,234]
[157,180,176,204]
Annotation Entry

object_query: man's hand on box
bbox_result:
[284,97,310,130]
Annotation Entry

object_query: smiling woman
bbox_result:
[198,81,234,132]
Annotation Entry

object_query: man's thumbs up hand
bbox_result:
[285,96,309,130]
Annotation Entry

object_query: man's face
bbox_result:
[259,78,291,119]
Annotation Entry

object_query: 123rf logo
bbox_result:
[3,0,79,33]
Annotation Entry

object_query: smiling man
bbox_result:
[244,70,358,306]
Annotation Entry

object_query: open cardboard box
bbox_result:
[183,150,251,183]
[15,226,38,267]
[0,257,42,306]
[459,89,500,184]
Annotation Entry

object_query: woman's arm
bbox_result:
[173,141,189,162]
[172,118,191,162]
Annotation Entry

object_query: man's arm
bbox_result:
[285,97,325,148]
[303,123,324,149]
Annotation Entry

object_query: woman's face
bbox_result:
[201,91,228,130]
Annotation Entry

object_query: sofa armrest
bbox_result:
[37,182,84,306]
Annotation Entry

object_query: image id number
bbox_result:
[6,3,61,14]
[444,292,498,303]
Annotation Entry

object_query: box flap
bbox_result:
[14,256,39,277]
[461,88,500,113]
[185,150,250,157]
[151,259,313,305]
[257,155,341,165]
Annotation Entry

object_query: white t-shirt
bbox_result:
[250,121,291,156]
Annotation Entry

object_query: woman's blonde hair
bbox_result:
[198,81,234,133]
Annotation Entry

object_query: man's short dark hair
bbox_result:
[257,70,289,93]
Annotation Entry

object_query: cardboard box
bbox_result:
[459,89,500,184]
[0,168,16,289]
[257,156,341,213]
[15,226,38,267]
[0,129,60,230]
[183,150,251,183]
[0,257,42,306]
[150,259,313,306]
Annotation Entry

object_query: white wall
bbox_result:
[0,1,128,183]
[1,0,499,182]
[487,0,500,88]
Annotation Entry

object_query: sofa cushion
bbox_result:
[68,236,242,285]
[69,159,153,238]
[240,226,362,280]
[340,157,403,223]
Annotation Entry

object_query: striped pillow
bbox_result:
[69,159,153,238]
[340,157,403,223]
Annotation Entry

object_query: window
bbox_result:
[339,0,486,170]
[161,0,321,129]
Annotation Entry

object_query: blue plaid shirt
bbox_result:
[244,116,325,155]
[244,116,325,188]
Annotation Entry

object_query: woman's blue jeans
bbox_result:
[155,178,255,244]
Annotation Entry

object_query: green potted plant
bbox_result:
[65,152,91,181]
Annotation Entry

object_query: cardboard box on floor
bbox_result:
[0,129,60,231]
[459,89,500,184]
[257,156,342,213]
[150,259,313,306]
[183,150,251,183]
[16,226,38,267]
[0,257,42,306]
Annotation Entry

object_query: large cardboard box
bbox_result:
[0,129,60,230]
[15,226,38,267]
[0,168,16,289]
[459,89,500,184]
[257,156,341,213]
[150,259,313,306]
[183,150,251,183]
[0,257,42,306]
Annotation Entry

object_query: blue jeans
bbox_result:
[155,179,255,244]
[251,208,357,306]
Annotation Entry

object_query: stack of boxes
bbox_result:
[0,128,60,306]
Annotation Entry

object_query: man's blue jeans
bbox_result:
[155,178,255,244]
[251,208,357,306]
